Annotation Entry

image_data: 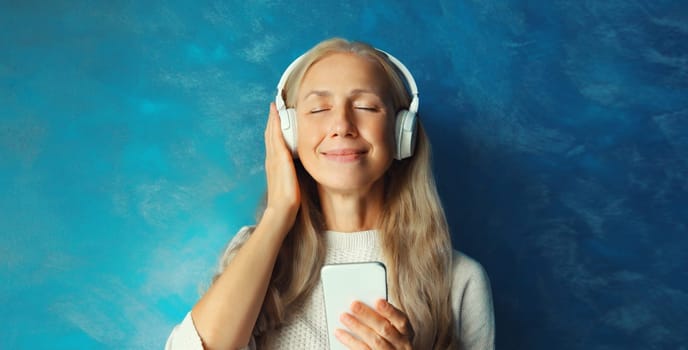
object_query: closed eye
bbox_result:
[309,108,329,114]
[355,106,380,112]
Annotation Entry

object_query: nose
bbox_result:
[329,105,358,138]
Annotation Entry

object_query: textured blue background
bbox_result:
[1,1,687,349]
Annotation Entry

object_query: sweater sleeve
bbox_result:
[165,312,204,350]
[451,251,495,350]
[165,226,256,350]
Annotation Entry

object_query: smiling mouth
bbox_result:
[321,149,367,162]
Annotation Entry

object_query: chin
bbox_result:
[315,173,383,194]
[319,179,365,192]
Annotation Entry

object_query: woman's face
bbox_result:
[295,52,395,195]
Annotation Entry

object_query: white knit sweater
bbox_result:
[165,228,495,349]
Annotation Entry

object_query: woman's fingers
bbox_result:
[338,310,392,350]
[337,301,412,349]
[335,328,373,350]
[263,102,300,222]
[375,300,414,340]
[264,103,281,156]
[265,103,288,154]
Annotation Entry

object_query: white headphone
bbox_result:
[275,48,419,160]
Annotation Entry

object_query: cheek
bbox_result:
[378,118,397,149]
[387,119,397,144]
[296,120,323,151]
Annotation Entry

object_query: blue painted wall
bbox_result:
[1,1,686,349]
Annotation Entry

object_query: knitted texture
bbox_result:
[262,230,382,349]
[166,229,495,349]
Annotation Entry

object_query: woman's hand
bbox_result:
[336,299,415,350]
[263,102,300,228]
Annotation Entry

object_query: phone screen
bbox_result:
[321,261,388,350]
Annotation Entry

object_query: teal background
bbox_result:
[1,1,687,349]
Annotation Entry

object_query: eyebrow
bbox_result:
[302,89,383,100]
[303,90,331,99]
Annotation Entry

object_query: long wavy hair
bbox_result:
[215,38,456,349]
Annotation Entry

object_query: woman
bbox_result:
[166,38,494,350]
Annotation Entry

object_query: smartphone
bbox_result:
[321,261,388,350]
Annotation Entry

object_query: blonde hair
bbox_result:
[218,38,456,348]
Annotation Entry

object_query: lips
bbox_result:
[322,149,366,156]
[321,148,367,162]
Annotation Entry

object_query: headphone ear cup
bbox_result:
[394,110,417,160]
[278,107,298,157]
